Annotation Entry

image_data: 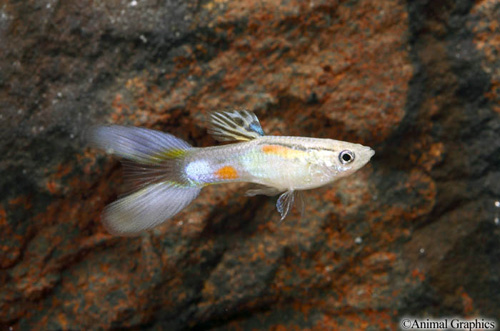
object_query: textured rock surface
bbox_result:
[1,0,499,329]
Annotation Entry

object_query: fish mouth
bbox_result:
[364,146,375,158]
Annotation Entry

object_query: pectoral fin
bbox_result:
[276,190,304,222]
[208,110,265,142]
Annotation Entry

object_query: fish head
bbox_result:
[314,140,375,183]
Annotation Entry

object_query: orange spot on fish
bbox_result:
[215,166,239,180]
[261,145,304,158]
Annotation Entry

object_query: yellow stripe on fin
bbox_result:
[154,148,188,160]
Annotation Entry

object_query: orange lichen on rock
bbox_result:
[8,195,32,210]
[411,268,426,282]
[471,0,500,114]
[0,206,6,227]
[459,287,475,315]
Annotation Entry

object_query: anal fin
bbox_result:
[245,184,280,197]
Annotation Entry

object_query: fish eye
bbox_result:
[339,150,355,164]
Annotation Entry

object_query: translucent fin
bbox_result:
[87,125,200,235]
[121,160,181,193]
[296,191,305,218]
[208,110,265,142]
[103,183,201,236]
[87,125,191,164]
[277,190,296,223]
[245,184,281,197]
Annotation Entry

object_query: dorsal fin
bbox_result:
[208,110,265,142]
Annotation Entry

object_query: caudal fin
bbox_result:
[102,182,200,235]
[87,125,200,236]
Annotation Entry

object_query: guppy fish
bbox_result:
[89,110,375,235]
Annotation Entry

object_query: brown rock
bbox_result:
[0,0,498,329]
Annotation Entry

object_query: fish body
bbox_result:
[183,136,373,191]
[88,110,374,235]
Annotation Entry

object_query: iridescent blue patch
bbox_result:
[249,122,264,136]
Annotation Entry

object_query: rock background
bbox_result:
[1,0,499,329]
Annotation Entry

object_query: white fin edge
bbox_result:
[103,183,201,236]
